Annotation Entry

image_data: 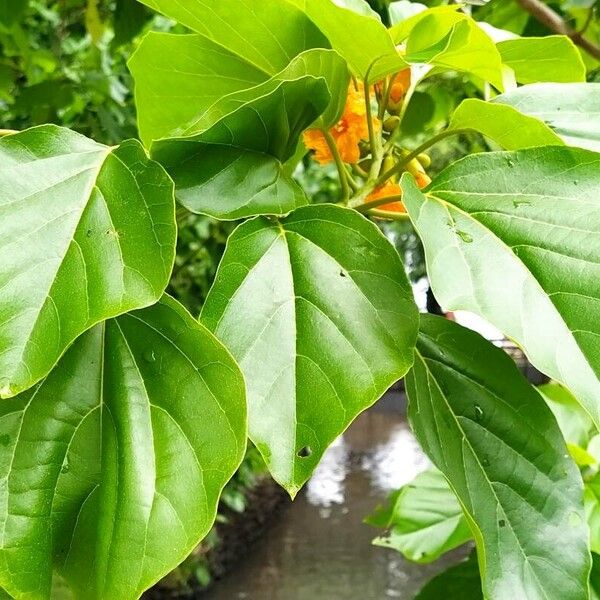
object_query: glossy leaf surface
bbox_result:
[0,296,246,600]
[288,0,407,79]
[450,98,562,150]
[148,49,348,220]
[401,147,600,427]
[497,36,586,84]
[407,315,590,600]
[494,83,600,152]
[0,125,175,398]
[201,204,418,494]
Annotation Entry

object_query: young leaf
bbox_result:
[201,204,418,495]
[401,147,600,428]
[148,49,349,220]
[585,475,600,555]
[0,295,247,600]
[405,16,505,90]
[539,382,596,448]
[497,36,586,84]
[494,83,600,152]
[0,125,176,399]
[137,0,328,77]
[367,467,472,563]
[407,315,590,600]
[449,98,563,150]
[287,0,407,79]
[414,551,483,600]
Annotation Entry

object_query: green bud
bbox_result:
[383,116,401,133]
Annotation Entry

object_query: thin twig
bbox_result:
[516,0,600,61]
[322,128,351,202]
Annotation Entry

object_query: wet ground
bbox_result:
[205,389,467,600]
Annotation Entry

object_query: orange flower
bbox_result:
[367,181,405,213]
[303,82,378,165]
[375,68,411,110]
[366,163,431,213]
[388,68,411,104]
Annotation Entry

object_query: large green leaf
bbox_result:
[0,296,246,600]
[138,0,328,75]
[367,467,471,562]
[401,146,600,428]
[407,315,590,600]
[287,0,407,79]
[201,204,418,495]
[494,83,600,152]
[0,125,175,399]
[404,15,505,90]
[131,0,331,145]
[414,551,483,600]
[148,49,348,220]
[450,98,563,150]
[497,36,586,84]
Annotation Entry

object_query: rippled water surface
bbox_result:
[205,391,466,600]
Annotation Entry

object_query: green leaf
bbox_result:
[201,204,418,495]
[368,467,472,562]
[414,551,483,600]
[586,475,600,554]
[288,0,407,79]
[494,83,600,152]
[449,98,563,150]
[403,13,505,90]
[147,49,348,220]
[0,0,27,27]
[390,5,464,43]
[497,36,586,84]
[0,295,247,600]
[539,382,596,448]
[592,552,600,600]
[138,0,328,76]
[407,315,590,600]
[401,146,600,428]
[0,125,176,399]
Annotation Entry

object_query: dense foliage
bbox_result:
[1,0,600,598]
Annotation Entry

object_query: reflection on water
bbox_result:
[205,392,466,600]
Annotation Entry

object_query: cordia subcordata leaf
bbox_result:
[0,125,176,399]
[201,204,419,495]
[368,467,472,563]
[449,98,563,150]
[0,295,246,600]
[401,146,600,429]
[147,49,349,220]
[407,315,590,600]
[494,83,600,152]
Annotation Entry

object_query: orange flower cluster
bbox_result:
[375,68,411,111]
[366,158,431,213]
[303,83,378,165]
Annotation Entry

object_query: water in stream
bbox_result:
[205,390,467,600]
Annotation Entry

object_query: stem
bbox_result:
[322,128,351,202]
[356,194,404,213]
[378,73,397,121]
[367,208,411,221]
[517,0,600,61]
[373,127,473,189]
[344,165,359,191]
[364,74,380,162]
[0,129,17,137]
